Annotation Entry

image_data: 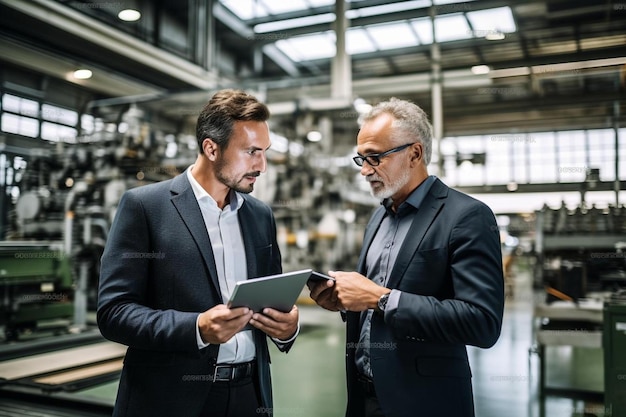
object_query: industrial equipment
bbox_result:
[535,201,626,302]
[531,201,626,405]
[0,104,191,340]
[603,291,626,417]
[0,242,73,340]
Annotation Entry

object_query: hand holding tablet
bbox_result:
[228,269,333,313]
[307,271,335,283]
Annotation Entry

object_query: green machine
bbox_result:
[0,242,74,340]
[604,291,626,417]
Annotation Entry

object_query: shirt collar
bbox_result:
[382,175,436,216]
[186,165,243,212]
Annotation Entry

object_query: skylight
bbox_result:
[346,28,377,55]
[466,7,516,38]
[219,0,516,63]
[366,22,420,49]
[254,13,335,33]
[276,31,337,62]
[263,0,311,15]
[345,0,432,19]
[220,0,269,20]
[434,14,471,42]
[411,18,434,45]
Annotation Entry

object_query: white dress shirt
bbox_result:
[187,167,256,364]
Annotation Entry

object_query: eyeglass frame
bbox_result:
[352,142,417,167]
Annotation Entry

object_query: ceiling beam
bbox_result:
[456,181,626,195]
[0,0,221,90]
[0,36,160,97]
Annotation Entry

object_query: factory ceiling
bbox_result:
[0,0,625,143]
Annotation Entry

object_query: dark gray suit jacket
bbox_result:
[98,171,287,417]
[345,178,505,417]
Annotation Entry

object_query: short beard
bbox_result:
[369,168,411,200]
[214,158,259,194]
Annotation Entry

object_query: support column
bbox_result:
[331,0,351,99]
[430,7,443,175]
[192,0,215,70]
[614,101,621,206]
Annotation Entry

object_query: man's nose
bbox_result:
[360,162,374,176]
[257,152,267,173]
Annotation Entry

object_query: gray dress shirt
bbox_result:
[355,175,436,378]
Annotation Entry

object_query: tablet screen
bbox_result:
[227,269,313,312]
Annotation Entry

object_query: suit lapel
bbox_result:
[386,179,448,290]
[169,173,221,293]
[357,207,386,274]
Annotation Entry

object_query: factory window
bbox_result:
[485,135,513,184]
[81,114,96,135]
[40,104,79,143]
[557,130,587,182]
[1,94,40,138]
[42,104,78,126]
[41,123,77,143]
[2,94,38,118]
[528,132,557,184]
[588,129,618,181]
[1,113,39,138]
[441,128,625,188]
[454,135,487,186]
[0,93,86,143]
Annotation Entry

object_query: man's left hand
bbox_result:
[250,305,299,340]
[330,271,390,312]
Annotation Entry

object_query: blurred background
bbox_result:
[0,0,625,416]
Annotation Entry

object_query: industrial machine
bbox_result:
[535,201,626,302]
[603,291,626,417]
[531,200,626,404]
[0,242,73,340]
[0,104,190,340]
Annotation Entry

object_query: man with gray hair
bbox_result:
[310,97,504,417]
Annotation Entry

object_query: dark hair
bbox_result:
[195,89,270,153]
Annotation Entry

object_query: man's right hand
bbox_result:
[198,305,253,344]
[308,279,342,312]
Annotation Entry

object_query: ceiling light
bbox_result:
[507,182,518,192]
[485,31,505,41]
[73,69,93,79]
[471,65,490,75]
[307,131,322,142]
[118,9,141,22]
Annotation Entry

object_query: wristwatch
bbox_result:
[377,293,390,312]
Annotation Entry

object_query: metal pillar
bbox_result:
[430,7,443,175]
[331,0,351,99]
[614,101,621,206]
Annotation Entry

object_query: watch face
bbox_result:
[378,294,389,310]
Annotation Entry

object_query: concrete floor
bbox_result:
[269,265,606,417]
[0,261,608,416]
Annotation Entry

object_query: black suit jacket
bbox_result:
[98,171,287,417]
[345,178,504,417]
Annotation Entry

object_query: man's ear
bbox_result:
[411,143,423,161]
[202,138,219,161]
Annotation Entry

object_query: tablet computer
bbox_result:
[308,271,335,283]
[227,269,313,313]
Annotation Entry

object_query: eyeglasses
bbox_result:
[352,143,415,167]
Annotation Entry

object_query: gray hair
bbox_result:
[361,97,433,165]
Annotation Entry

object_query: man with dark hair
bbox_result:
[310,97,504,417]
[98,89,298,417]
